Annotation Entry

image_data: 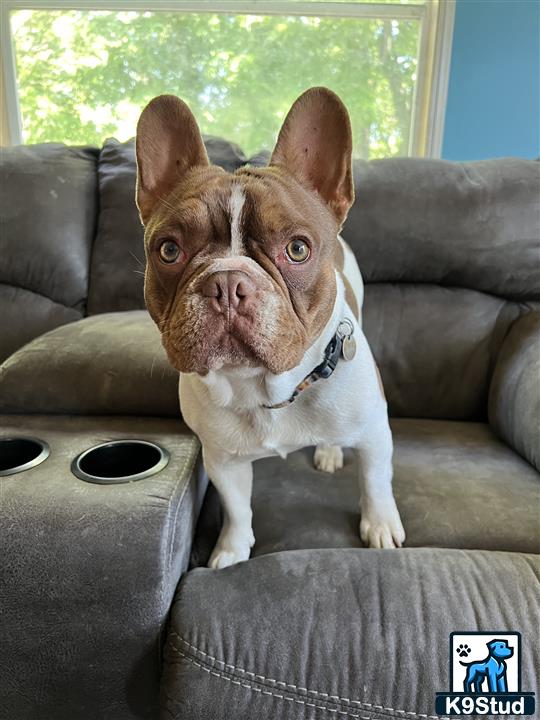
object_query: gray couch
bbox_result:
[1,139,539,720]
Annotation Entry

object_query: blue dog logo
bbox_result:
[459,639,513,693]
[435,632,536,715]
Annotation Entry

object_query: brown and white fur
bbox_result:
[135,87,405,569]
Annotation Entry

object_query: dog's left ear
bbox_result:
[270,87,354,225]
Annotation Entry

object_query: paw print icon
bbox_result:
[456,644,471,658]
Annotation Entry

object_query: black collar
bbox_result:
[263,319,354,409]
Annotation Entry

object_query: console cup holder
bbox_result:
[71,440,169,484]
[0,437,50,476]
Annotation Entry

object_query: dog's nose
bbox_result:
[202,271,255,312]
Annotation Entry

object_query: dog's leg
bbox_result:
[474,677,485,693]
[487,666,500,693]
[314,444,344,473]
[204,453,255,570]
[355,419,405,549]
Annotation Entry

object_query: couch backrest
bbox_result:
[344,157,540,419]
[0,144,98,362]
[0,137,255,362]
[1,142,538,420]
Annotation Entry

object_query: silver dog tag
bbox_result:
[342,335,356,361]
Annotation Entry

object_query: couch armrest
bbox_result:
[0,310,180,417]
[1,415,206,720]
[488,312,540,471]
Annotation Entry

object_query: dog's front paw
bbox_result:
[314,445,344,473]
[208,526,255,570]
[360,497,405,549]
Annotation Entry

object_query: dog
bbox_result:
[135,87,405,568]
[460,640,514,693]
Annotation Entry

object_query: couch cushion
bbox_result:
[0,285,82,370]
[1,287,523,422]
[363,285,521,420]
[87,136,248,315]
[190,419,540,567]
[344,157,540,301]
[0,310,179,416]
[0,143,98,362]
[0,414,204,720]
[489,311,540,471]
[163,548,539,720]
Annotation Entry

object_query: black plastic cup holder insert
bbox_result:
[0,437,50,476]
[71,440,169,484]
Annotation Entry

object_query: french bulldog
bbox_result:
[135,87,405,569]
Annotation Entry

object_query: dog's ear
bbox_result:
[135,94,209,224]
[270,87,354,225]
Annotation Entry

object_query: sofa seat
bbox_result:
[191,418,540,568]
[167,420,540,720]
[162,548,539,720]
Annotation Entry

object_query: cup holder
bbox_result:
[0,437,50,476]
[71,440,169,484]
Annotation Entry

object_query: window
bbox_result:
[1,1,455,158]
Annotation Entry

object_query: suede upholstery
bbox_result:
[0,143,98,362]
[163,549,539,720]
[363,285,520,419]
[1,415,205,720]
[0,144,538,720]
[345,157,540,300]
[489,311,540,471]
[0,311,179,416]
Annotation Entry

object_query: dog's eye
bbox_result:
[158,239,182,264]
[285,238,310,263]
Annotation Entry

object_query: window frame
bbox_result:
[0,0,455,156]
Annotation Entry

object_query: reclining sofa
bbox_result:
[1,138,539,719]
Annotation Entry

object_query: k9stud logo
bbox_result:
[435,632,536,715]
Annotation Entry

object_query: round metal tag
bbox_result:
[341,335,357,361]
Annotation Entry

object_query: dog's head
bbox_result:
[135,87,354,375]
[488,640,514,660]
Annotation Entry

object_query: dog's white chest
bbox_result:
[232,408,317,460]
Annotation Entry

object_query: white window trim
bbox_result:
[0,0,455,156]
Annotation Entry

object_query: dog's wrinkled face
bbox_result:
[136,88,354,375]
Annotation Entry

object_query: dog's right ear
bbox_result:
[135,94,209,225]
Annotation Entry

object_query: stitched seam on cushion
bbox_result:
[169,631,446,720]
[171,646,372,719]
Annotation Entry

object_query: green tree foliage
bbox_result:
[12,9,419,158]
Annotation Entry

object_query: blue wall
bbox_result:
[443,0,540,160]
